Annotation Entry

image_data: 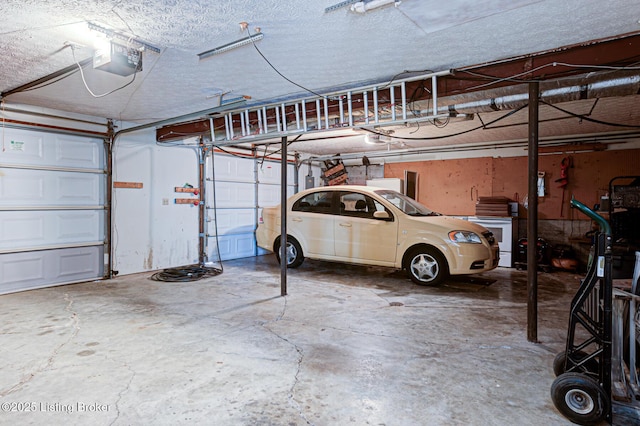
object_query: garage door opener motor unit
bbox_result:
[93,41,142,76]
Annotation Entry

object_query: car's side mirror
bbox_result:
[373,211,391,220]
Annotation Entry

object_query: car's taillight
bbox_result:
[258,215,264,224]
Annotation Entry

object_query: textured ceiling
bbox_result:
[1,0,640,154]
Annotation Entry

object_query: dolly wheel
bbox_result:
[551,372,608,425]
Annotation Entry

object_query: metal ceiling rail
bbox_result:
[211,70,452,145]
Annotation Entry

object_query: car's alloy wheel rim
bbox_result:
[564,389,594,414]
[411,254,438,282]
[286,243,297,265]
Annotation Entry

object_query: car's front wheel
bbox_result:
[406,246,448,286]
[275,236,304,268]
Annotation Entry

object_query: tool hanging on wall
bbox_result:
[537,171,546,197]
[555,156,572,216]
[555,157,571,188]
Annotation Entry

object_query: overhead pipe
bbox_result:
[302,130,640,165]
[436,74,640,116]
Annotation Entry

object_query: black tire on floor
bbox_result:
[405,246,448,286]
[553,351,600,377]
[274,236,304,268]
[550,372,609,425]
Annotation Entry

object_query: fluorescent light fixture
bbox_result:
[197,32,264,60]
[364,133,383,144]
[325,0,359,13]
[364,127,397,145]
[87,21,161,53]
[350,0,401,13]
[364,133,397,145]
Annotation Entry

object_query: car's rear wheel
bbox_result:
[275,236,304,268]
[406,246,448,286]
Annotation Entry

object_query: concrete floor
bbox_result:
[0,255,581,425]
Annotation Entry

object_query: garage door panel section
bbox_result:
[214,155,254,183]
[0,210,104,250]
[0,129,104,169]
[258,161,295,185]
[211,234,255,260]
[258,184,294,207]
[55,136,103,168]
[0,128,105,294]
[216,208,255,235]
[0,168,103,207]
[0,246,104,294]
[214,182,255,208]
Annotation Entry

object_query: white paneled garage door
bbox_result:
[206,151,294,261]
[0,128,106,294]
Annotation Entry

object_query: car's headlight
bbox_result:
[448,230,482,244]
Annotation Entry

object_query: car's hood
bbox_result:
[407,215,490,234]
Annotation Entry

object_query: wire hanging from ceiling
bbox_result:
[71,45,139,98]
[364,103,528,141]
[540,100,640,129]
[244,27,326,99]
[458,60,640,91]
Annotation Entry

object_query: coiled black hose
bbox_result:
[150,265,222,282]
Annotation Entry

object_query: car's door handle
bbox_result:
[339,223,352,227]
[292,217,302,222]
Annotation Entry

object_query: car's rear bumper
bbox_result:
[255,225,275,252]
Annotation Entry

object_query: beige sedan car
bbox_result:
[256,185,499,285]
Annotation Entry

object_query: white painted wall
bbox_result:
[112,130,198,275]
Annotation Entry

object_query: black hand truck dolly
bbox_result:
[551,198,640,425]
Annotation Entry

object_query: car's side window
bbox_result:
[292,191,334,214]
[339,192,390,219]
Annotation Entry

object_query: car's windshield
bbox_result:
[374,190,440,216]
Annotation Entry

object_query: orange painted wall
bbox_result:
[385,149,640,219]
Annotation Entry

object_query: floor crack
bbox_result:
[109,362,137,426]
[263,296,314,426]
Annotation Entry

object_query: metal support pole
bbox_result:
[253,146,260,257]
[602,233,613,424]
[527,82,540,343]
[198,140,207,266]
[280,136,288,296]
[105,120,115,279]
[293,157,300,195]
